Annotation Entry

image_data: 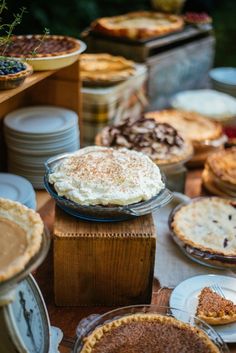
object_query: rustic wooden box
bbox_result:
[53,207,156,306]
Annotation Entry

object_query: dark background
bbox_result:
[3,0,236,66]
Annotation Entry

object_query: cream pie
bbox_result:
[0,198,43,282]
[96,117,193,165]
[197,287,236,325]
[171,197,236,257]
[91,11,184,40]
[48,146,165,206]
[80,313,220,353]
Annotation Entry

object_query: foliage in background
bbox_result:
[4,0,236,66]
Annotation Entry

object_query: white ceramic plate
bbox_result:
[4,106,78,134]
[170,274,236,343]
[0,173,36,208]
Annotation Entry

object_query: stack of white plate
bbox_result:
[209,67,236,97]
[0,173,36,209]
[4,106,80,189]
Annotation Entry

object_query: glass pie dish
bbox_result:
[44,153,172,222]
[168,200,236,270]
[0,227,50,296]
[73,305,229,353]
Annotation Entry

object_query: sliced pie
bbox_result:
[197,287,236,325]
[80,313,220,353]
[0,198,43,282]
[4,34,81,58]
[91,11,184,40]
[80,53,135,85]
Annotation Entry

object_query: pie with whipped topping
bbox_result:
[145,110,223,145]
[197,287,236,325]
[91,11,184,40]
[80,53,135,85]
[4,35,81,58]
[48,146,164,206]
[96,117,193,165]
[80,313,220,353]
[0,198,43,282]
[171,197,236,256]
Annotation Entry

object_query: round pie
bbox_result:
[48,146,165,206]
[80,313,220,353]
[4,34,81,58]
[206,148,236,187]
[80,53,135,85]
[91,11,184,40]
[96,117,193,165]
[145,109,223,145]
[171,197,236,256]
[170,89,236,122]
[0,198,44,282]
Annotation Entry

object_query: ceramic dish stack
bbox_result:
[0,173,36,209]
[209,67,236,98]
[4,106,80,189]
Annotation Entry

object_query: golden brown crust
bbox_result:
[202,168,235,198]
[171,197,236,256]
[91,11,184,40]
[0,198,43,282]
[80,53,135,84]
[0,62,32,81]
[4,35,81,58]
[206,148,236,187]
[80,313,220,353]
[145,109,223,143]
[197,287,236,325]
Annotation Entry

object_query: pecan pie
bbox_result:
[91,11,184,40]
[0,198,43,282]
[80,53,135,85]
[171,197,236,257]
[96,117,193,165]
[80,313,220,353]
[197,287,236,325]
[48,146,164,206]
[4,35,81,58]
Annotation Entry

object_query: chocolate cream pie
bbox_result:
[96,117,193,166]
[0,198,43,282]
[80,313,220,353]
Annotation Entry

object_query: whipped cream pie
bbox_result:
[49,146,165,206]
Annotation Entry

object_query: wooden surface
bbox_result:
[34,169,236,352]
[54,208,156,306]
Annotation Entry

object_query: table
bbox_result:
[34,169,236,352]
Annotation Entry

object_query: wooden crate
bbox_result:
[53,207,156,306]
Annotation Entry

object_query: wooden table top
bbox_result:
[34,169,236,352]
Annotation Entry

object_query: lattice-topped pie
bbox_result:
[96,117,193,165]
[80,53,135,85]
[80,313,220,353]
[196,287,236,325]
[49,146,164,206]
[0,198,43,282]
[4,34,81,58]
[171,197,236,256]
[91,11,184,40]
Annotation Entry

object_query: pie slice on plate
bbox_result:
[197,287,236,325]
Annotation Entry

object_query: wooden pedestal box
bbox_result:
[53,207,156,306]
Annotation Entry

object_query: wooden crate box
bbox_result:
[54,207,156,306]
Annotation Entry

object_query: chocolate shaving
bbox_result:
[223,238,228,248]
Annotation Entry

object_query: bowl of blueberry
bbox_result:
[0,57,33,89]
